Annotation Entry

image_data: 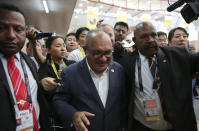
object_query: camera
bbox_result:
[54,78,61,83]
[167,0,199,23]
[180,0,199,23]
[27,29,52,40]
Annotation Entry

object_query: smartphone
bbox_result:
[54,78,61,83]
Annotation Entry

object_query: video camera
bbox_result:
[167,0,199,23]
[27,29,52,40]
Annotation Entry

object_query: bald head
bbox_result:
[134,22,155,37]
[85,29,112,47]
[84,29,112,76]
[133,22,158,58]
[98,24,115,46]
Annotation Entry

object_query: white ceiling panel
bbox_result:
[0,0,77,35]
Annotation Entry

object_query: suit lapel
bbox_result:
[0,59,15,106]
[125,51,138,96]
[0,58,16,122]
[128,52,137,80]
[0,60,10,90]
[126,51,138,127]
[20,52,39,84]
[105,62,114,111]
[79,59,104,109]
[157,48,171,98]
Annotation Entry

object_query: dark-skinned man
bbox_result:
[120,21,198,131]
[0,3,50,131]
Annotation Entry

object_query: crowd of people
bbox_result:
[0,2,199,131]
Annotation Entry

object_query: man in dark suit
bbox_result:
[53,30,127,131]
[0,3,49,130]
[120,22,198,131]
[113,21,129,64]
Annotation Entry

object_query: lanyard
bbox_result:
[51,59,66,78]
[137,56,144,92]
[51,59,60,78]
[137,55,160,92]
[20,56,32,104]
[78,47,85,58]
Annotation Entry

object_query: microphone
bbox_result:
[167,0,185,12]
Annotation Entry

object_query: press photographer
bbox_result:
[26,27,52,65]
[27,28,52,40]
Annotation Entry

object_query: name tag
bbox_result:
[16,109,33,131]
[143,98,160,121]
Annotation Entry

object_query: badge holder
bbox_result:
[143,94,160,121]
[16,103,34,131]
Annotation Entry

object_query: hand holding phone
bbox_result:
[54,78,61,83]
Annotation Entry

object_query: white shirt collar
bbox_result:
[86,58,109,77]
[15,52,21,61]
[138,50,147,62]
[0,52,20,61]
[138,50,156,62]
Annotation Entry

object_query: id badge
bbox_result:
[16,109,33,131]
[143,98,160,121]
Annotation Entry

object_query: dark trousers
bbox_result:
[133,119,174,131]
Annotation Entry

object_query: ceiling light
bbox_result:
[42,0,49,13]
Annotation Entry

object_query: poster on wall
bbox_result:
[117,9,127,22]
[142,14,151,22]
[87,6,98,29]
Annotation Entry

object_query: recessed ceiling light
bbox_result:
[42,0,49,13]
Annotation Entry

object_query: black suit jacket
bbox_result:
[113,46,127,64]
[38,58,75,102]
[120,46,199,131]
[0,52,50,131]
[53,58,127,131]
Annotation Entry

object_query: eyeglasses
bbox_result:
[115,29,127,34]
[87,48,112,58]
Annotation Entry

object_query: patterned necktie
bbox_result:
[148,57,168,119]
[7,55,39,131]
[148,57,162,99]
[148,58,156,78]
